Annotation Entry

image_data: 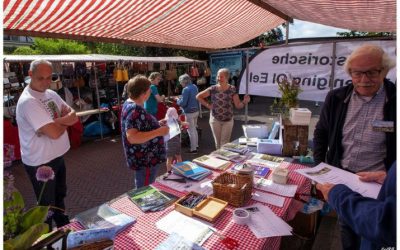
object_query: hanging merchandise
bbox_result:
[73,76,85,88]
[50,74,63,90]
[75,62,87,77]
[148,62,154,71]
[165,63,177,80]
[62,64,75,77]
[52,62,63,74]
[197,76,207,86]
[114,64,124,82]
[190,65,199,77]
[122,65,129,82]
[204,65,211,77]
[160,62,167,70]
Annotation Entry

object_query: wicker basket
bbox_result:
[212,172,253,207]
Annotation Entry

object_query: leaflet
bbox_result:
[295,162,382,198]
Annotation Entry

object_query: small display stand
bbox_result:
[282,118,308,156]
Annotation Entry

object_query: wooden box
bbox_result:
[175,192,227,222]
[282,118,308,156]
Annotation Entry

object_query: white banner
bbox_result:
[239,40,396,102]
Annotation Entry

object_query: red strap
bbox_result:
[144,168,151,186]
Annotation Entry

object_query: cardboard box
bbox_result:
[282,118,308,156]
[256,117,283,155]
[242,124,268,138]
[289,108,312,125]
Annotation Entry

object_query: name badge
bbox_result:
[371,120,394,132]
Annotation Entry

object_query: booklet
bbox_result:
[221,142,249,154]
[211,149,240,161]
[74,204,136,232]
[155,232,205,250]
[193,155,231,171]
[67,227,116,249]
[127,185,178,212]
[246,153,284,168]
[172,161,212,180]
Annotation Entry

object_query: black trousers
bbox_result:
[24,156,70,229]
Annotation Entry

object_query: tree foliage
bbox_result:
[32,38,89,54]
[337,31,395,37]
[236,27,284,48]
[12,46,39,55]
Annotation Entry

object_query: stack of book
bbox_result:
[246,153,284,169]
[238,137,258,147]
[172,161,212,181]
[232,163,270,178]
[222,143,249,154]
[210,149,240,161]
[193,155,231,171]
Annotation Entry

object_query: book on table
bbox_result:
[211,149,241,161]
[127,185,178,212]
[192,155,232,171]
[246,153,284,168]
[172,161,212,181]
[222,142,249,154]
[74,203,136,232]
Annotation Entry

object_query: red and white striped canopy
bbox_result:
[3,0,285,50]
[260,0,396,33]
[3,0,396,50]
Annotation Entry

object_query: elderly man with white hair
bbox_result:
[313,44,396,250]
[176,74,200,153]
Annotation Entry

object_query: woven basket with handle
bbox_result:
[212,172,253,207]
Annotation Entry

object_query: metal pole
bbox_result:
[245,50,249,124]
[329,42,337,91]
[94,63,103,139]
[285,21,289,45]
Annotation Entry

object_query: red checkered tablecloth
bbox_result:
[67,162,311,250]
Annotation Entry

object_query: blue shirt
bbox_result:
[144,84,159,116]
[177,83,199,114]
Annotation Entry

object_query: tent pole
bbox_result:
[245,50,249,124]
[285,21,289,45]
[93,63,103,139]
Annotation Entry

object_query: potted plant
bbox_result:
[4,166,58,250]
[270,74,302,116]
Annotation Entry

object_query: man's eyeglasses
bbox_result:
[350,69,382,79]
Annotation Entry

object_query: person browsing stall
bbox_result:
[313,44,396,250]
[196,68,250,149]
[144,72,165,117]
[316,162,396,250]
[16,59,78,229]
[176,73,200,153]
[121,75,169,188]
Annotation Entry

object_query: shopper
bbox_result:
[16,59,78,229]
[144,72,165,117]
[164,107,183,176]
[176,74,200,153]
[196,68,250,149]
[121,75,169,188]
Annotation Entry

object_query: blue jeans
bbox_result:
[135,164,160,188]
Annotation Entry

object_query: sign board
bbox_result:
[238,40,396,102]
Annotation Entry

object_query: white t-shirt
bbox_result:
[16,86,70,166]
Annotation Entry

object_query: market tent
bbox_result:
[3,0,395,51]
[3,54,204,63]
[254,0,395,32]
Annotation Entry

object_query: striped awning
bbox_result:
[3,0,396,51]
[258,0,396,32]
[3,0,285,50]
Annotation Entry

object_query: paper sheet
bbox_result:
[156,211,213,246]
[164,118,180,142]
[251,191,285,207]
[295,162,382,198]
[254,179,298,197]
[243,203,292,238]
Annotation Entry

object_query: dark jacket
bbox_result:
[328,162,396,250]
[313,79,396,171]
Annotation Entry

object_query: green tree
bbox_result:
[236,27,284,48]
[12,46,39,55]
[31,38,89,54]
[337,31,395,37]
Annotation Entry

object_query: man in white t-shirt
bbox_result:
[16,59,78,229]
